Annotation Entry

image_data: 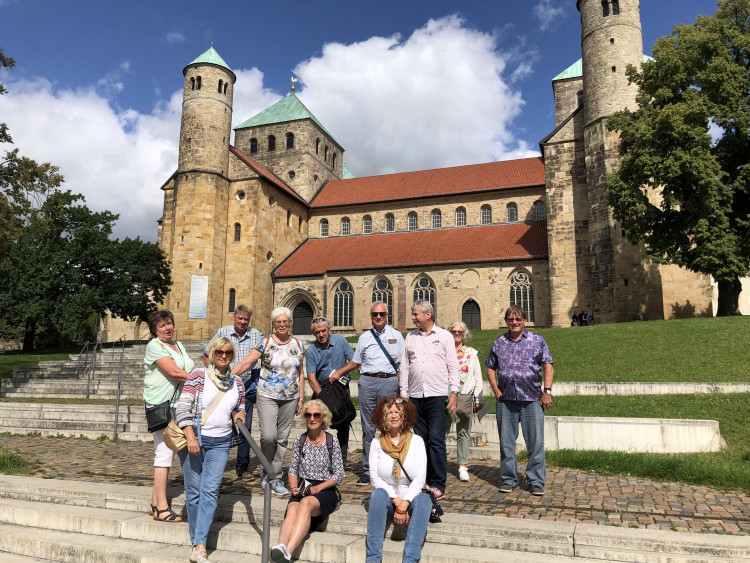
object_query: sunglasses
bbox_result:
[304,412,322,419]
[215,350,233,357]
[371,311,387,318]
[450,330,464,335]
[507,317,525,323]
[386,397,404,405]
[312,317,327,324]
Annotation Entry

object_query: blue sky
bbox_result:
[0,0,718,240]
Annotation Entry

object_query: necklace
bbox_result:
[308,432,324,445]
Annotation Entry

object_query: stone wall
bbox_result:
[553,77,583,126]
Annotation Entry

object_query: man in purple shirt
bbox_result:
[486,305,554,496]
[400,299,460,498]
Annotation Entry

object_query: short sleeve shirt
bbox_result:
[305,334,355,386]
[143,338,195,406]
[485,330,553,402]
[352,326,404,375]
[205,325,264,374]
[256,337,305,400]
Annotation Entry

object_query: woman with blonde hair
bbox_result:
[446,321,484,482]
[271,400,344,562]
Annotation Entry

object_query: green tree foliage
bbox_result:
[0,49,172,350]
[606,0,750,316]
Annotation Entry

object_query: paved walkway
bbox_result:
[2,434,749,536]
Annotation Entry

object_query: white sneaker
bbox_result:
[270,544,291,562]
[271,479,290,496]
[459,467,470,482]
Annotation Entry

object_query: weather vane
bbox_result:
[291,76,298,92]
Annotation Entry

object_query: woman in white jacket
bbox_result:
[446,321,484,482]
[366,396,431,563]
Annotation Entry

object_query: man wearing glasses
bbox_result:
[486,305,554,496]
[330,301,404,486]
[306,317,355,463]
[203,304,263,480]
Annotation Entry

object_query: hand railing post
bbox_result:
[87,341,99,400]
[113,337,126,440]
[235,421,274,562]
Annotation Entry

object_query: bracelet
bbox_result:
[395,507,408,515]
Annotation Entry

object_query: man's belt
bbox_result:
[361,372,396,378]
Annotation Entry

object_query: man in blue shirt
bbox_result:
[331,301,404,485]
[306,317,354,463]
[486,305,554,496]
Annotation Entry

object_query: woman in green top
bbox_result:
[143,310,195,522]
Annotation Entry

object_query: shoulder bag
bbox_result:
[144,385,180,433]
[163,384,230,452]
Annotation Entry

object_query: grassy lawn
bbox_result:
[0,444,35,474]
[0,346,82,379]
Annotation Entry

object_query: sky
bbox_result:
[0,0,719,241]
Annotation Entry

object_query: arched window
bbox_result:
[408,212,418,231]
[431,209,442,229]
[577,90,584,107]
[462,299,481,330]
[223,82,228,95]
[250,138,258,153]
[218,79,223,93]
[334,281,354,327]
[228,288,236,313]
[385,214,395,232]
[286,132,294,149]
[372,279,394,319]
[533,201,546,221]
[268,135,276,151]
[456,207,466,226]
[196,76,202,89]
[602,0,610,16]
[320,219,329,237]
[190,77,195,90]
[509,271,535,323]
[287,209,292,227]
[234,222,241,242]
[413,277,435,317]
[507,203,518,222]
[363,215,372,234]
[481,205,492,225]
[341,217,350,236]
[293,301,314,335]
[332,153,337,169]
[324,146,329,162]
[315,138,320,154]
[612,0,619,15]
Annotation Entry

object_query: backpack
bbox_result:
[317,380,357,428]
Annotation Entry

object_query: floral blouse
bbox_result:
[255,337,305,400]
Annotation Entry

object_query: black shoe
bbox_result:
[356,475,370,486]
[531,485,545,496]
[499,482,517,493]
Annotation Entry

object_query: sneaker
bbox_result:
[499,482,517,493]
[260,472,269,490]
[356,474,370,486]
[270,544,291,562]
[271,479,290,496]
[531,485,545,496]
[458,467,470,482]
[429,487,445,500]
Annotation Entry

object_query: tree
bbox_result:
[606,0,750,316]
[0,50,172,350]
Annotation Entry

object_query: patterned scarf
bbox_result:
[380,430,413,481]
[206,363,232,391]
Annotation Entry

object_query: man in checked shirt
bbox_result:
[486,305,554,496]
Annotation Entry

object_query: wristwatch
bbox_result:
[543,387,552,396]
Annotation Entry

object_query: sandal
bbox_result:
[153,506,183,522]
[148,503,156,516]
[194,547,210,562]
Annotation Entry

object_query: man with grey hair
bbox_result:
[399,300,460,499]
[306,316,355,463]
[330,301,404,486]
[203,304,263,480]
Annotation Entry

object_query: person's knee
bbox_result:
[370,487,390,506]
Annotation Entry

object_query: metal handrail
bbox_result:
[77,341,91,377]
[86,339,101,399]
[112,336,127,440]
[137,330,151,351]
[182,327,203,341]
[234,422,274,561]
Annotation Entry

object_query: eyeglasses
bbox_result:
[371,311,387,318]
[274,320,291,326]
[450,330,464,335]
[304,412,322,419]
[215,350,233,357]
[312,317,327,325]
[507,317,525,323]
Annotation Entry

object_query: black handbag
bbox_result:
[144,386,180,433]
[394,457,444,523]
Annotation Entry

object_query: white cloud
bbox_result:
[533,0,568,31]
[292,14,536,177]
[166,32,185,45]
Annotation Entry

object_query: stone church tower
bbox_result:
[158,47,236,335]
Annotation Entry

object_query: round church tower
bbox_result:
[578,0,643,126]
[178,46,236,175]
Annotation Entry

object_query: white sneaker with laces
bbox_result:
[458,467,470,482]
[271,479,290,496]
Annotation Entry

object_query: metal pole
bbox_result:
[113,340,124,440]
[235,421,274,562]
[87,342,98,400]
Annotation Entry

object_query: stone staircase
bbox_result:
[1,474,748,562]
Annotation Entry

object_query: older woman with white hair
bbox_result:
[446,321,484,482]
[234,306,305,496]
[270,400,344,562]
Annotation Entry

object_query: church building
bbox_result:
[153,0,713,337]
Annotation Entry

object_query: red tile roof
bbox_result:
[310,157,545,208]
[274,222,548,278]
[230,146,309,206]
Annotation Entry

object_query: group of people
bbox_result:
[571,305,594,326]
[143,300,554,562]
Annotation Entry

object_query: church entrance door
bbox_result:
[462,299,481,331]
[293,301,314,335]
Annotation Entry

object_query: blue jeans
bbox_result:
[496,400,545,488]
[411,396,448,491]
[178,432,232,547]
[365,488,431,563]
[358,375,399,478]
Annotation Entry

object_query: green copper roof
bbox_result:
[342,165,354,179]
[552,55,654,81]
[234,92,341,147]
[184,46,234,77]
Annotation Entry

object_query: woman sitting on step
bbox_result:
[143,309,195,523]
[366,396,431,563]
[271,399,344,563]
[175,337,246,563]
